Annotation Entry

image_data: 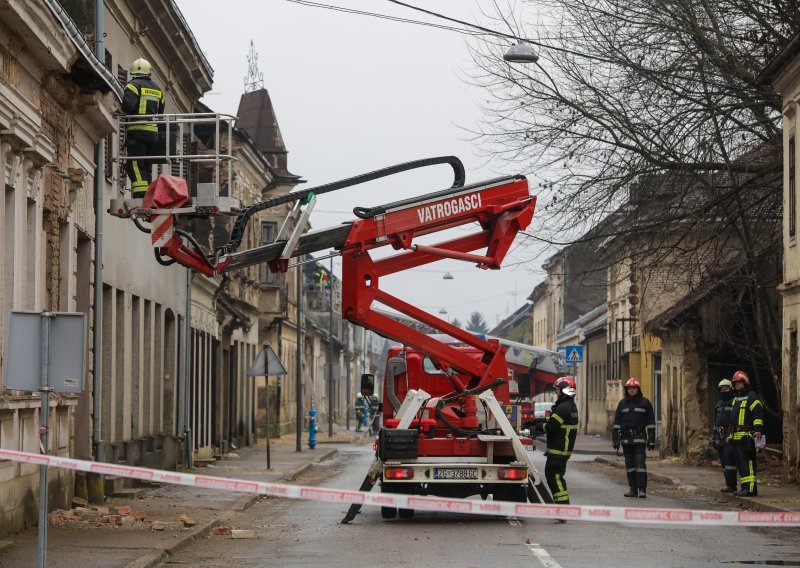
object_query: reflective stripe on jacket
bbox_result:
[545,397,578,458]
[122,77,165,133]
[613,394,655,445]
[730,390,764,440]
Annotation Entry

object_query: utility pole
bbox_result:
[295,266,303,452]
[328,257,334,438]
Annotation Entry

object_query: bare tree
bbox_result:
[467,0,790,402]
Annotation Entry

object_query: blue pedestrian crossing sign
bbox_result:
[564,345,584,363]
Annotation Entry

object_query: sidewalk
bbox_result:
[0,425,367,568]
[575,435,800,514]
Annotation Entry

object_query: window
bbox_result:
[259,222,277,284]
[790,135,796,239]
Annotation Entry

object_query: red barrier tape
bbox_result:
[2,449,798,526]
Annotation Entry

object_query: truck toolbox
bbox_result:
[379,428,418,460]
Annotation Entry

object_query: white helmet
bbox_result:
[131,58,151,76]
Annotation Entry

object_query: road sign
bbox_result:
[4,311,87,393]
[564,345,584,364]
[247,344,288,376]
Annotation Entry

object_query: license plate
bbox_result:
[433,468,478,480]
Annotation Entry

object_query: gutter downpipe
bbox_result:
[92,0,105,463]
[184,269,193,468]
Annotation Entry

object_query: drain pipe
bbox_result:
[91,0,105,463]
[184,269,193,468]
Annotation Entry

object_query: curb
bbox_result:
[284,448,338,481]
[125,449,338,568]
[593,457,798,514]
[125,518,222,568]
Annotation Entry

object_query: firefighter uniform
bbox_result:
[544,395,578,504]
[122,69,165,197]
[613,387,655,497]
[729,389,764,496]
[712,387,737,492]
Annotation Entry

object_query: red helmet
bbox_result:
[731,370,750,387]
[554,376,576,397]
[625,377,641,389]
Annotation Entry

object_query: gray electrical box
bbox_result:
[3,311,87,393]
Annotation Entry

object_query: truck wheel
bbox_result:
[381,507,397,519]
[398,508,414,519]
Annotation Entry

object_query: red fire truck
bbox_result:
[110,130,558,520]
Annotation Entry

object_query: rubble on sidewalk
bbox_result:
[45,503,158,530]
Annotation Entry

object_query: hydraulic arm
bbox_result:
[121,156,536,392]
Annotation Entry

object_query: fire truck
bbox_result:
[110,113,560,521]
[357,334,561,520]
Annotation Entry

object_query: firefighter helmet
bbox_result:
[731,370,750,387]
[131,58,152,76]
[625,377,641,388]
[718,379,733,390]
[554,376,576,397]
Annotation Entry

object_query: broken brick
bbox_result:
[72,497,87,508]
[149,521,167,531]
[179,514,195,527]
[114,506,132,515]
[131,510,146,520]
[212,526,232,536]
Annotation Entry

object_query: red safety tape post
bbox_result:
[1,449,798,527]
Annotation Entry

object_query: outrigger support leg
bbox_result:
[477,390,554,504]
[341,389,429,524]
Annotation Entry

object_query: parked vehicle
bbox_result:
[522,402,553,435]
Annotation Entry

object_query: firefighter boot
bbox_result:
[624,487,638,498]
[638,488,647,498]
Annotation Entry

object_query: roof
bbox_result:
[643,261,744,332]
[756,31,800,87]
[236,89,301,180]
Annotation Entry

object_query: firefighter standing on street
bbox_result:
[612,377,656,498]
[544,376,579,509]
[728,370,764,497]
[122,58,165,198]
[712,378,738,493]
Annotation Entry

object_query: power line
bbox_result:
[285,0,480,36]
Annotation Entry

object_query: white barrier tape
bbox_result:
[2,449,798,527]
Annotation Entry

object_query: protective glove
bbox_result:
[647,441,655,451]
[612,440,620,450]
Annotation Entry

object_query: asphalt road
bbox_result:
[165,446,800,568]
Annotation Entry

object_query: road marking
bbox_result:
[507,516,522,526]
[526,543,563,568]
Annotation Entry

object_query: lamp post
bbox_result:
[504,41,539,63]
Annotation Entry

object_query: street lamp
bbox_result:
[443,272,454,280]
[504,41,539,63]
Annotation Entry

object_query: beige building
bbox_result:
[98,0,212,477]
[0,0,118,535]
[759,35,800,481]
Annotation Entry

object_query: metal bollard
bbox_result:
[308,406,317,449]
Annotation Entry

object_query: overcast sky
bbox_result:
[175,0,550,328]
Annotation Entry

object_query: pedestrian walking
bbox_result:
[612,377,656,498]
[122,58,165,198]
[544,376,579,511]
[728,370,764,497]
[712,378,737,493]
